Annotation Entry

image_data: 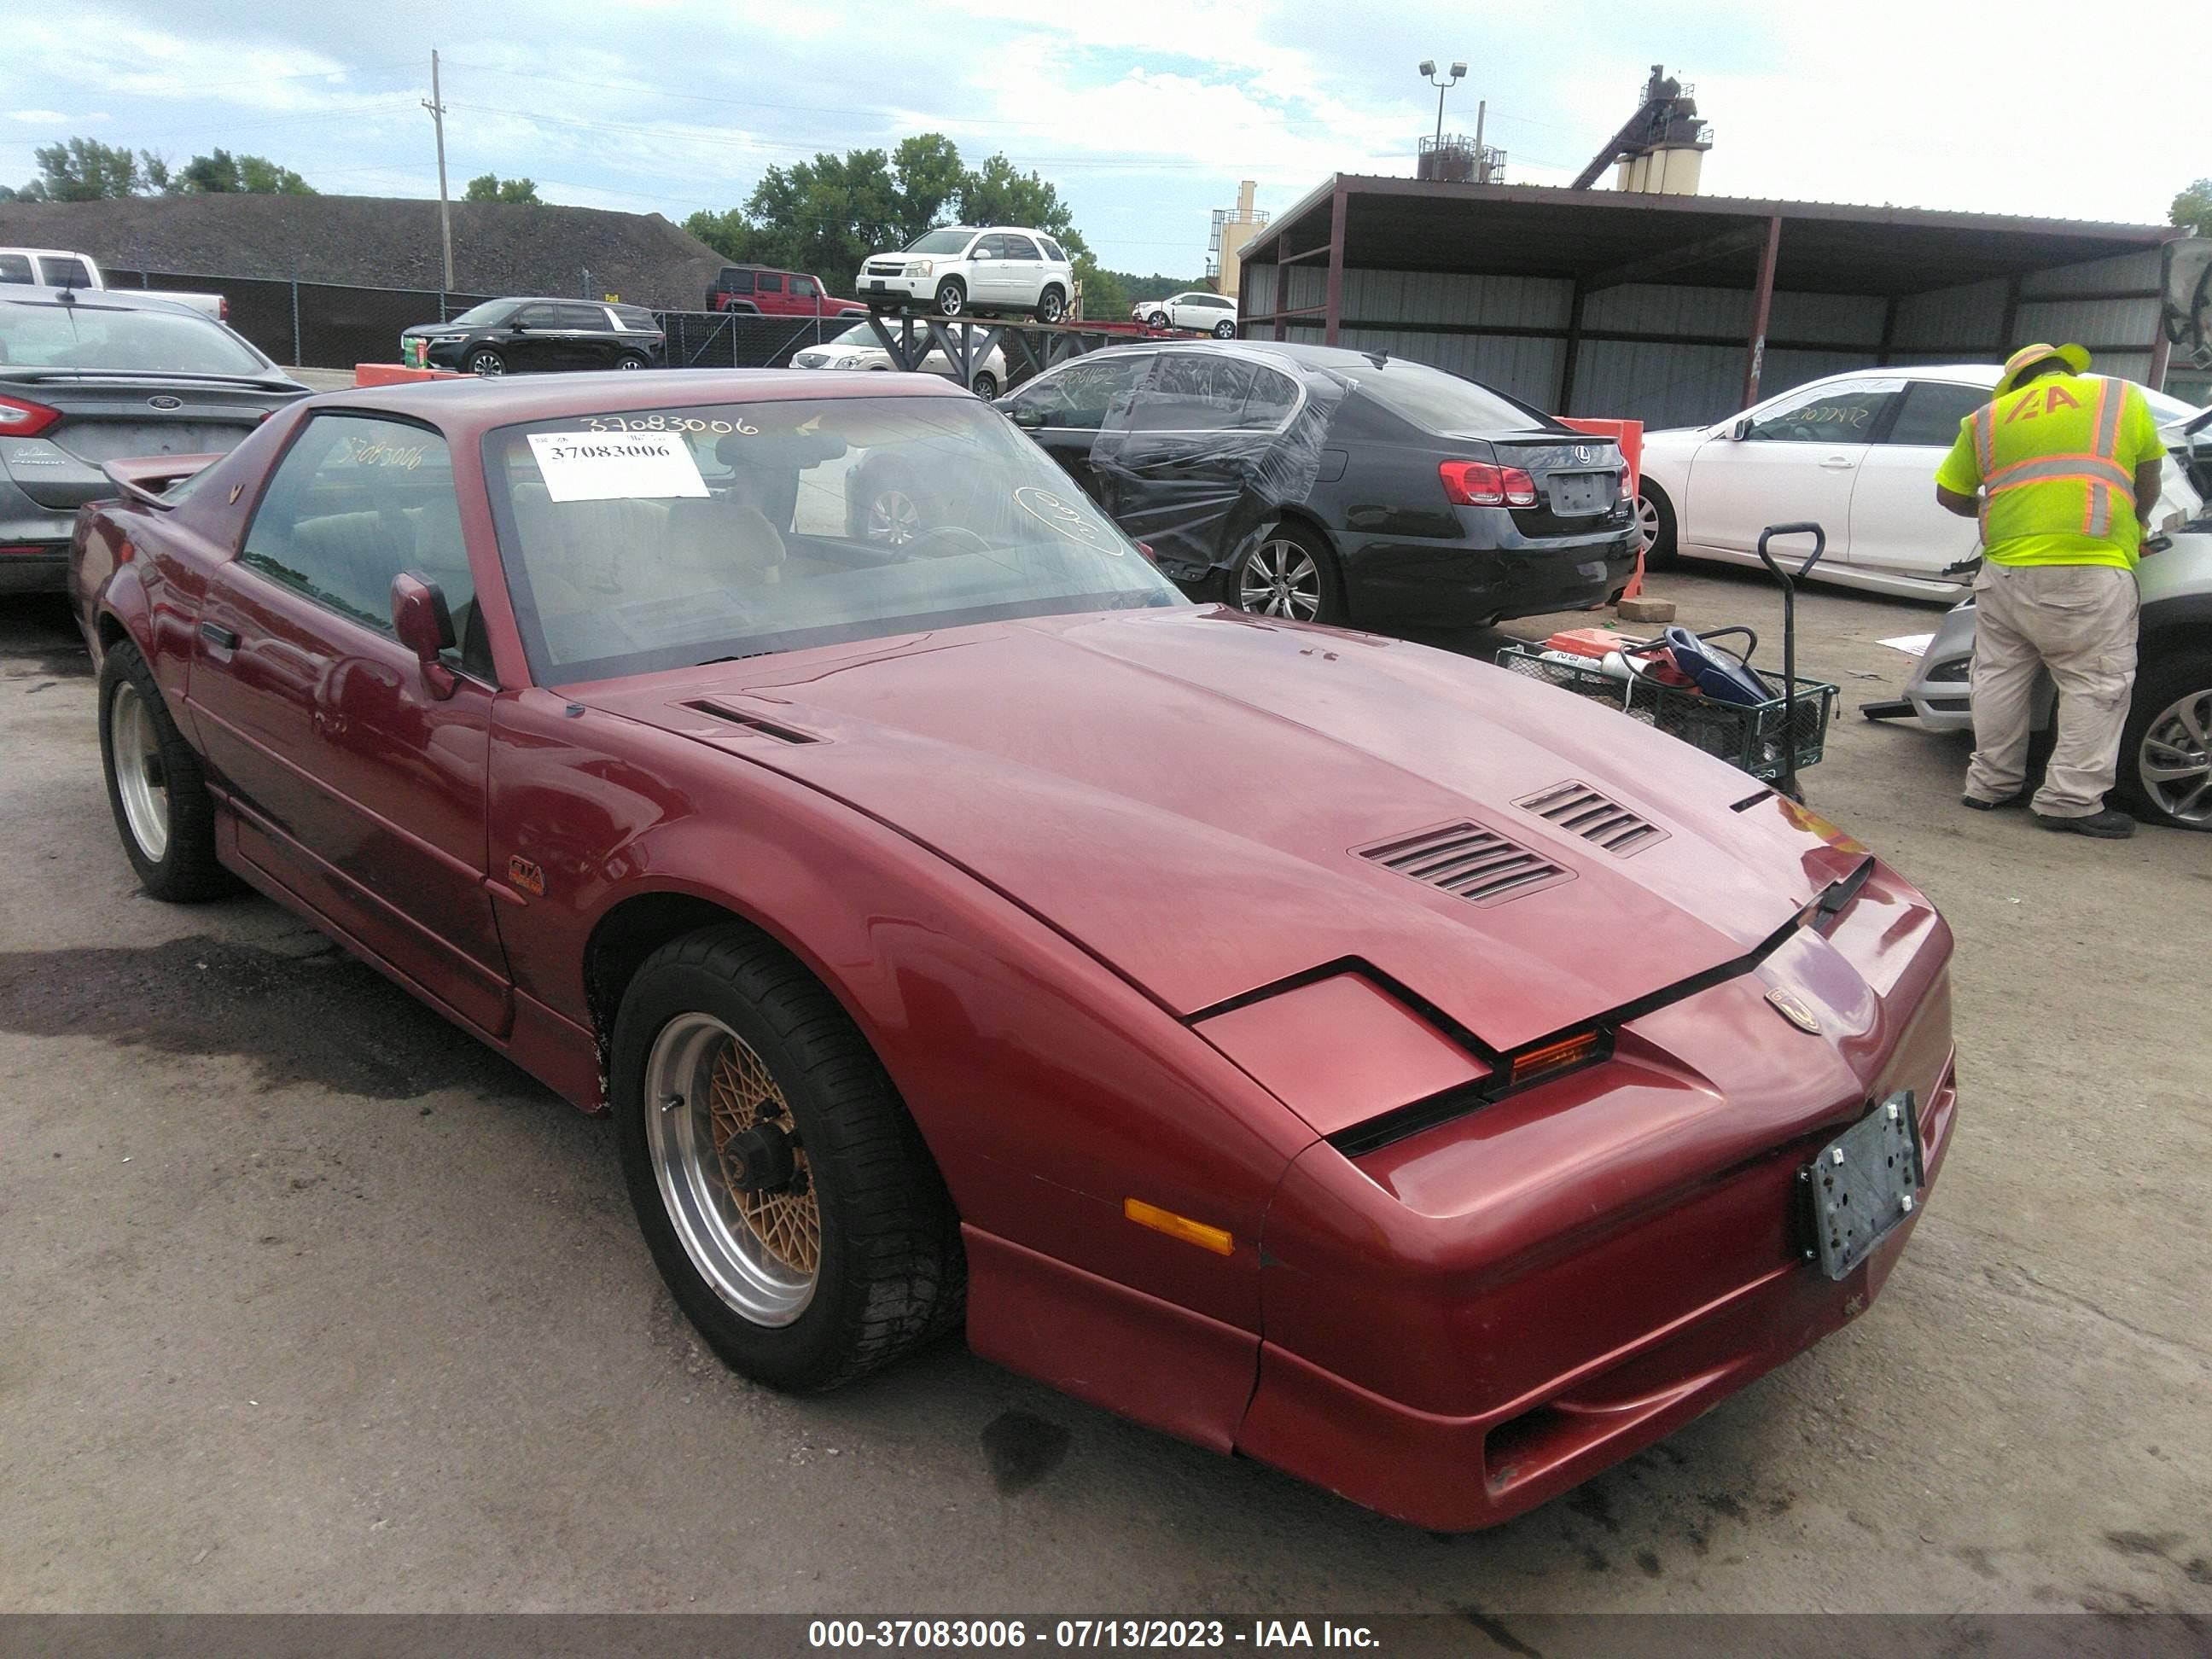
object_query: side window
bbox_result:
[553,302,607,330]
[971,236,1006,259]
[1000,235,1041,261]
[757,273,785,294]
[790,276,818,299]
[1017,353,1149,431]
[0,254,33,283]
[721,268,755,294]
[1129,353,1254,432]
[1745,380,1901,443]
[241,416,482,673]
[38,257,94,288]
[1238,366,1301,430]
[515,304,560,327]
[1884,381,1989,447]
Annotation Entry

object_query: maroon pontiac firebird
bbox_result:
[69,369,1955,1531]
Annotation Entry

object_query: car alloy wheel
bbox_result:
[644,1011,820,1325]
[2137,684,2212,826]
[1238,537,1324,621]
[934,280,964,317]
[108,681,169,864]
[1634,494,1662,556]
[1037,288,1064,324]
[1149,311,1170,329]
[1213,319,1236,338]
[469,349,505,376]
[615,354,647,370]
[865,487,922,546]
[970,370,998,400]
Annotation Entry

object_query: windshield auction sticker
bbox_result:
[527,430,708,504]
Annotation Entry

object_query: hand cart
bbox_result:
[1496,521,1839,800]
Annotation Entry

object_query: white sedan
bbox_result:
[1136,291,1240,336]
[1634,364,2205,598]
[789,318,1008,399]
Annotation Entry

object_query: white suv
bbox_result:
[856,225,1074,323]
[1138,290,1239,336]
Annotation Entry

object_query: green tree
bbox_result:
[31,137,149,201]
[684,137,975,288]
[2173,178,2212,236]
[464,173,540,205]
[890,133,964,244]
[171,148,315,195]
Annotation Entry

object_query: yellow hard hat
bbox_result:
[1995,341,2092,396]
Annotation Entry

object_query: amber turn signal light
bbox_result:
[1124,1197,1234,1256]
[1509,1030,1603,1088]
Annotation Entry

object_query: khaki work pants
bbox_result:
[1965,562,2139,818]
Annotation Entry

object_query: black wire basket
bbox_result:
[1496,644,1838,783]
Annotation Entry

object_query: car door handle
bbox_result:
[200,620,240,650]
[1819,455,1857,470]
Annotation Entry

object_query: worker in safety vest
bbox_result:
[1934,342,2168,840]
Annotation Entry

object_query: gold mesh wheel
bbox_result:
[644,1013,821,1325]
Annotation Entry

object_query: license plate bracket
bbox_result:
[1550,472,1605,515]
[1803,1090,1923,1280]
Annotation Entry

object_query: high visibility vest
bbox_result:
[1971,374,2142,554]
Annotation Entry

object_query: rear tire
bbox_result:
[1033,287,1066,324]
[969,370,999,400]
[98,638,235,902]
[2117,652,2212,830]
[612,924,964,1392]
[1221,523,1345,626]
[1212,319,1237,339]
[614,353,649,370]
[1635,482,1679,570]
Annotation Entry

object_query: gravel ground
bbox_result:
[1,567,2206,1617]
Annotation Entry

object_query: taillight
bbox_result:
[1439,459,1538,509]
[0,394,61,437]
[219,296,230,323]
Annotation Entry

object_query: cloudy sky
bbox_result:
[2,0,2192,274]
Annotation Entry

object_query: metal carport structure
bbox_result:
[1237,177,2188,426]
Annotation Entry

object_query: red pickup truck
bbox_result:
[706,265,867,317]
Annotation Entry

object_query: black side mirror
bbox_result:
[391,573,457,700]
[509,319,528,333]
[1009,405,1046,431]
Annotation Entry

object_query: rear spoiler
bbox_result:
[101,453,225,509]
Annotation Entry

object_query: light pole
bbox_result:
[1419,59,1468,148]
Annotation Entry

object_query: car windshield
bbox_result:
[447,300,518,327]
[904,230,973,255]
[831,322,883,346]
[1332,357,1558,434]
[485,394,1186,684]
[0,299,269,376]
[2144,386,2204,423]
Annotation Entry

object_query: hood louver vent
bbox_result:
[684,701,821,744]
[1516,781,1666,856]
[1357,821,1569,906]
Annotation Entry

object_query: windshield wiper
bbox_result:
[694,649,779,666]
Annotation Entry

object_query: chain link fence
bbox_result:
[105,268,857,374]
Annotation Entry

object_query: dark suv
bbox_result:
[973,341,1635,627]
[399,300,666,376]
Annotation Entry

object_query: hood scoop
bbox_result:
[1357,820,1570,907]
[683,700,822,745]
[1516,781,1666,856]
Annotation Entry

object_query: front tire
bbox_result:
[934,278,966,317]
[98,638,234,902]
[612,925,964,1392]
[1634,482,1679,570]
[1148,310,1170,329]
[2117,653,2212,830]
[468,348,506,377]
[1223,523,1344,625]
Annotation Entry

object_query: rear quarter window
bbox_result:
[0,254,32,283]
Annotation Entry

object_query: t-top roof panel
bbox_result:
[1246,175,2180,297]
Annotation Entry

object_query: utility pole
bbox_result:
[1474,100,1487,177]
[423,50,454,292]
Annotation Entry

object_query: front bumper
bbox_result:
[859,271,934,306]
[1235,859,1957,1530]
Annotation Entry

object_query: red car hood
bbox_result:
[580,608,1864,1051]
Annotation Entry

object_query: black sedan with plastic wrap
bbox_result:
[950,340,1637,627]
[0,286,306,594]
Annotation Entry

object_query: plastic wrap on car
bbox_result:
[1086,346,1351,585]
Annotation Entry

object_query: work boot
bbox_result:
[2032,808,2136,840]
[1962,790,2030,812]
